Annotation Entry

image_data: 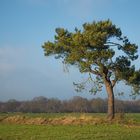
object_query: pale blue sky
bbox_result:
[0,0,140,101]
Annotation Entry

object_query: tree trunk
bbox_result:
[105,80,115,120]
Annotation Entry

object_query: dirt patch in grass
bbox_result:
[2,115,48,125]
[0,114,140,126]
[0,114,106,125]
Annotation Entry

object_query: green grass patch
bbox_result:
[0,123,140,140]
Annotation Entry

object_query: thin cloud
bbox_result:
[56,0,111,19]
[60,0,93,18]
[24,0,49,6]
[0,46,25,75]
[0,47,14,74]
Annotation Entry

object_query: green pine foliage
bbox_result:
[42,19,140,96]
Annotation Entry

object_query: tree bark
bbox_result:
[105,80,115,120]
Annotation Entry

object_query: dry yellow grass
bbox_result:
[1,113,140,127]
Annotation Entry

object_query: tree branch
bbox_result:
[105,42,123,48]
[89,67,102,76]
[111,80,116,88]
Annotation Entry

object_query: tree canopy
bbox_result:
[42,20,140,95]
[42,20,140,119]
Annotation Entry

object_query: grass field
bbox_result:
[0,113,140,140]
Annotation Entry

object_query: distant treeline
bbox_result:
[0,96,140,113]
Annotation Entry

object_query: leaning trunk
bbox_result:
[105,81,115,120]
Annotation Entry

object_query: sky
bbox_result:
[0,0,140,101]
